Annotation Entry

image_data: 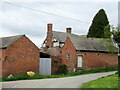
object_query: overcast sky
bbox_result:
[0,0,118,48]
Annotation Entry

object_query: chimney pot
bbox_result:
[66,27,71,33]
[46,23,53,47]
[47,23,52,32]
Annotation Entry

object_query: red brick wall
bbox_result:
[1,35,40,77]
[51,56,62,74]
[62,37,118,72]
[0,49,6,60]
[45,24,53,47]
[0,49,6,77]
[62,37,77,72]
[78,51,118,70]
[0,49,2,77]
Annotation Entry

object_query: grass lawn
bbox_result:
[1,67,118,82]
[81,74,118,88]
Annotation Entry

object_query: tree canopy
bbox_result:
[112,28,120,43]
[87,9,110,38]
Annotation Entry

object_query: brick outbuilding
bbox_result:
[42,23,118,73]
[0,35,40,77]
[62,36,118,72]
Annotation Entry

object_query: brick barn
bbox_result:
[62,36,118,72]
[0,35,39,77]
[42,23,118,73]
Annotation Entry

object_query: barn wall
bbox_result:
[0,49,6,61]
[2,36,40,77]
[62,37,77,72]
[78,51,118,70]
[62,37,118,73]
[0,49,6,77]
[51,56,62,74]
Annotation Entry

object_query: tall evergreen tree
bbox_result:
[87,9,110,38]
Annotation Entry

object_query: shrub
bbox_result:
[56,65,68,74]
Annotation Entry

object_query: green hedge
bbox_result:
[2,67,117,82]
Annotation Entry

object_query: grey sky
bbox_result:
[0,1,118,47]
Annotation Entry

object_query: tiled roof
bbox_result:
[52,31,118,52]
[53,31,79,42]
[0,35,24,49]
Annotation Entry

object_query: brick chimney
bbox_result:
[45,23,53,47]
[66,27,71,33]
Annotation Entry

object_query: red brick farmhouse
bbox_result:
[0,35,39,77]
[62,36,118,72]
[42,24,118,73]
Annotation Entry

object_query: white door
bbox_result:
[40,58,51,75]
[77,56,83,67]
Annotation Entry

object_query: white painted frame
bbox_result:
[77,55,83,67]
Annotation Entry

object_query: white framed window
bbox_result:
[66,53,70,60]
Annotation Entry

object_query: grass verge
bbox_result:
[81,74,118,88]
[1,67,118,82]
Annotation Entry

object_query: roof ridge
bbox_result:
[0,34,24,39]
[53,31,80,36]
[69,34,112,40]
[0,34,25,49]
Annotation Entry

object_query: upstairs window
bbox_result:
[66,53,70,60]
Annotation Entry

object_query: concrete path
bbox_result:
[2,71,116,88]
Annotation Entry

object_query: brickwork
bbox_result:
[62,37,118,72]
[62,37,77,72]
[45,24,53,47]
[1,35,40,77]
[78,51,118,70]
[66,28,72,33]
[51,56,62,74]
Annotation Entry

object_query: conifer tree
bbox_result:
[87,9,110,38]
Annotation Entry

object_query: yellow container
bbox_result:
[27,71,35,76]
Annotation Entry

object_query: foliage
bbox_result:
[56,65,68,75]
[1,67,118,82]
[101,39,118,53]
[112,29,120,43]
[81,74,118,88]
[87,9,110,38]
[104,25,111,38]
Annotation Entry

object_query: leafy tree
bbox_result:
[112,28,120,43]
[87,9,110,38]
[104,25,111,38]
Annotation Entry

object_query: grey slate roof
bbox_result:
[69,36,107,52]
[53,31,79,42]
[0,35,23,49]
[52,31,118,52]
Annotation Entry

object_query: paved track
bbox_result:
[2,71,116,88]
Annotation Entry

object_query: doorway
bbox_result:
[77,55,83,67]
